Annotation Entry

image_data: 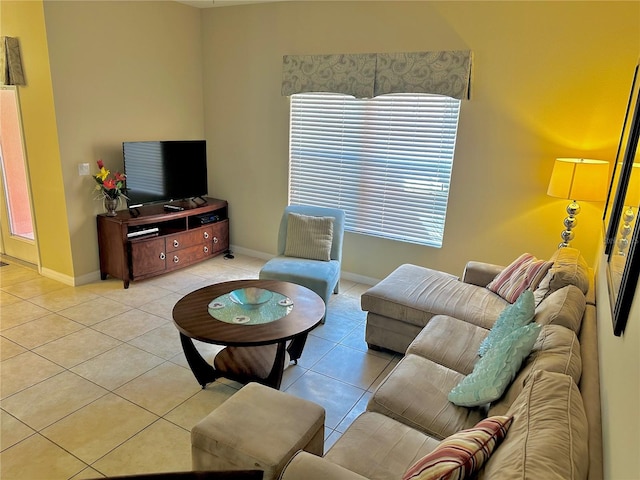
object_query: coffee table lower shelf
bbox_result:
[180,333,307,390]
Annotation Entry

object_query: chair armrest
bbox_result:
[280,451,369,480]
[461,261,504,287]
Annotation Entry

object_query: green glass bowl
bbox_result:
[229,288,273,308]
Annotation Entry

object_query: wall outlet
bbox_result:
[78,163,90,176]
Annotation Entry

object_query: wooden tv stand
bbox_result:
[97,197,229,288]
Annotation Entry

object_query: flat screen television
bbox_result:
[123,140,208,208]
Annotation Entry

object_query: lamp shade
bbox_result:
[547,158,609,201]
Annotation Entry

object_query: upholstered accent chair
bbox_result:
[259,205,346,322]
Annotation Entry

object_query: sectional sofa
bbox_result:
[277,247,602,479]
[192,247,602,479]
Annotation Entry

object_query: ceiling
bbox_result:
[176,0,287,8]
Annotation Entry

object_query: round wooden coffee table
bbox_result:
[172,279,325,389]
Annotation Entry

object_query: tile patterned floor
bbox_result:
[0,254,400,479]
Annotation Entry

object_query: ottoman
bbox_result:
[191,382,325,480]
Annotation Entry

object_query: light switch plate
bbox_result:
[78,163,90,176]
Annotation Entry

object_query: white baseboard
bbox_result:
[229,245,272,261]
[74,270,102,286]
[60,245,381,288]
[341,271,379,286]
[40,267,76,287]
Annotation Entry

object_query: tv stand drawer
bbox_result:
[166,244,212,271]
[166,226,213,252]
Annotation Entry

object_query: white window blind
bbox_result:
[289,92,461,247]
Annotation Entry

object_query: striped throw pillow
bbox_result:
[402,416,513,480]
[284,213,334,261]
[487,253,553,303]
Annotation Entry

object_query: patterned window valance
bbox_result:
[282,50,472,100]
[0,37,26,86]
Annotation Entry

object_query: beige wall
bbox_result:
[42,0,205,281]
[202,1,639,281]
[1,1,73,278]
[596,248,640,479]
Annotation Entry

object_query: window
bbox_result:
[288,92,461,247]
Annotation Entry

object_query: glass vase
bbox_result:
[103,196,119,216]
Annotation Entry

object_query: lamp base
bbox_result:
[616,206,636,256]
[558,200,580,248]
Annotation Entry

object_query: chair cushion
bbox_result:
[402,416,513,480]
[259,256,340,302]
[448,323,541,407]
[486,253,553,303]
[284,213,334,261]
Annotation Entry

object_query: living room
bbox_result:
[1,0,639,478]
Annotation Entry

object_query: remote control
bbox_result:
[164,205,184,211]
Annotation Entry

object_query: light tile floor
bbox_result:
[0,254,400,479]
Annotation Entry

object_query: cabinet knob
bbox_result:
[173,255,179,263]
[160,252,166,260]
[213,237,219,244]
[204,232,209,239]
[204,246,209,253]
[173,240,179,248]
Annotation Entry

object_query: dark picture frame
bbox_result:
[604,62,640,336]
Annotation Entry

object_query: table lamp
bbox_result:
[613,163,640,255]
[547,158,609,248]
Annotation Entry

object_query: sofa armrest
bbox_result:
[280,451,369,480]
[462,261,504,287]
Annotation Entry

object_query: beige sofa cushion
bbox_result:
[534,247,590,304]
[480,370,589,480]
[281,451,369,480]
[488,324,582,416]
[325,412,440,480]
[361,264,507,330]
[534,285,586,333]
[406,315,487,375]
[367,354,485,439]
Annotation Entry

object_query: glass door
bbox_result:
[0,86,38,265]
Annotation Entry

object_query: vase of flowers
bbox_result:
[94,159,126,216]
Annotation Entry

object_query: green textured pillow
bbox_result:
[448,323,541,407]
[478,290,535,356]
[284,213,334,261]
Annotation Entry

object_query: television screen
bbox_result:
[123,140,208,207]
